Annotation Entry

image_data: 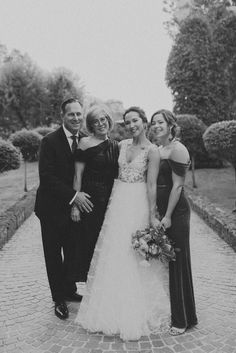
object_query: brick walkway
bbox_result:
[0,212,236,353]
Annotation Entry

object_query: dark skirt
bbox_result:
[157,188,198,329]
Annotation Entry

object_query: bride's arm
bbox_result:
[147,145,161,228]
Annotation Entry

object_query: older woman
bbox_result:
[71,104,119,282]
[150,109,198,336]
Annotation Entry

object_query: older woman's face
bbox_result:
[150,113,169,138]
[92,112,110,137]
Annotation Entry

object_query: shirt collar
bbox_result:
[62,125,79,139]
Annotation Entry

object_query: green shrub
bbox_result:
[0,139,21,173]
[110,121,131,141]
[177,114,223,169]
[33,126,54,137]
[203,120,236,169]
[10,129,42,162]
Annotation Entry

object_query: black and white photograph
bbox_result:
[0,0,236,352]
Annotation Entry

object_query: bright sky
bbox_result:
[0,0,173,118]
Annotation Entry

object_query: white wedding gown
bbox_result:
[75,139,170,340]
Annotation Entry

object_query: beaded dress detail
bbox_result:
[75,139,170,341]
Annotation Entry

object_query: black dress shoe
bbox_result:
[54,301,69,320]
[65,292,83,302]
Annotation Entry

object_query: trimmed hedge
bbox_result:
[10,129,42,162]
[33,126,54,137]
[0,139,21,173]
[203,120,236,168]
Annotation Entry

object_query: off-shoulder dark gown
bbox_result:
[156,159,198,329]
[73,139,119,282]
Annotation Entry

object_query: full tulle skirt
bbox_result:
[75,180,170,341]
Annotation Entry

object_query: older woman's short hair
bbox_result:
[86,104,113,134]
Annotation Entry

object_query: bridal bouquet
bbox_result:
[131,226,176,264]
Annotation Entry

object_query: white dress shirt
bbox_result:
[62,125,79,205]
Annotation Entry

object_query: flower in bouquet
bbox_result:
[131,226,176,263]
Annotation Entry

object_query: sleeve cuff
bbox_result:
[69,191,78,205]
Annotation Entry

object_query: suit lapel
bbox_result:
[57,126,72,159]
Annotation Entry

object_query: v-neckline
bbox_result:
[124,140,147,164]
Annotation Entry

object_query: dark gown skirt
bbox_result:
[156,159,198,329]
[69,139,119,282]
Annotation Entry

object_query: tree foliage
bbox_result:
[0,45,85,136]
[166,16,212,124]
[45,67,85,124]
[209,13,236,121]
[163,0,236,38]
[166,7,236,126]
[0,51,47,131]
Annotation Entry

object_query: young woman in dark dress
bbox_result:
[71,104,119,282]
[150,109,198,336]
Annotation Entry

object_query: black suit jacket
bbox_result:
[35,126,85,226]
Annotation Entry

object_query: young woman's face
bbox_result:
[150,113,169,139]
[124,111,145,137]
[92,113,110,137]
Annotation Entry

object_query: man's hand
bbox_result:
[71,204,81,222]
[74,192,93,213]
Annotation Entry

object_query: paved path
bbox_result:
[0,212,236,353]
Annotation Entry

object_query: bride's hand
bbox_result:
[71,204,81,222]
[160,216,171,230]
[150,217,161,230]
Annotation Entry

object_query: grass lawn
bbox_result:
[185,165,235,213]
[0,161,235,216]
[0,161,39,214]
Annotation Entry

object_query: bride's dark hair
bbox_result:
[123,106,148,124]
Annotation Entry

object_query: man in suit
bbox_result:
[35,98,93,320]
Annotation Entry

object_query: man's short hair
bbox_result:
[60,98,83,114]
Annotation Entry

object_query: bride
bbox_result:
[75,106,170,340]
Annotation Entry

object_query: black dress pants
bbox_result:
[40,218,77,302]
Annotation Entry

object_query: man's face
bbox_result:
[62,102,83,134]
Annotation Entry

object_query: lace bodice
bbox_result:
[118,139,151,183]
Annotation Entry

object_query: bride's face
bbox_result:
[124,111,145,137]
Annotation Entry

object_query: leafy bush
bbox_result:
[176,115,207,187]
[110,121,131,141]
[33,126,54,137]
[0,139,21,173]
[10,129,42,162]
[177,114,223,169]
[203,120,236,169]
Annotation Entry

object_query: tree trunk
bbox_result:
[24,159,28,192]
[191,155,197,188]
[233,166,236,213]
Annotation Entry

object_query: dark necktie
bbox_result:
[70,135,78,153]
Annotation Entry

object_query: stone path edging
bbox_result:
[0,187,37,249]
[0,186,235,252]
[186,187,236,252]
